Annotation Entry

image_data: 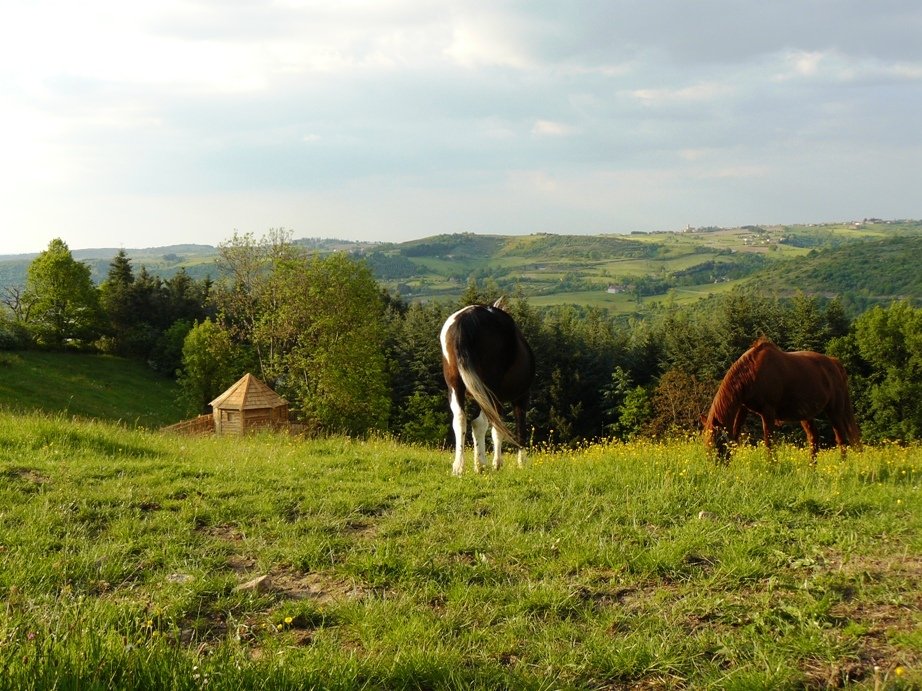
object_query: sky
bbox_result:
[2,1,921,255]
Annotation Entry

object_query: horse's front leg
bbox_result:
[722,407,747,460]
[470,409,489,473]
[759,412,776,460]
[730,408,747,442]
[449,390,467,476]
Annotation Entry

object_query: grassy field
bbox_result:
[0,351,183,429]
[1,410,920,689]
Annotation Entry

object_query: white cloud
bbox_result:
[630,81,733,106]
[772,49,922,85]
[444,8,533,69]
[531,120,576,137]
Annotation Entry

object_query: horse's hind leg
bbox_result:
[449,389,467,476]
[801,419,819,466]
[491,426,503,470]
[831,419,849,459]
[513,398,528,468]
[470,409,489,473]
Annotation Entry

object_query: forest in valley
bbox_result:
[1,223,921,449]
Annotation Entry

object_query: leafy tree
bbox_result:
[831,301,922,441]
[618,385,652,440]
[644,368,716,438]
[23,238,101,349]
[177,318,243,415]
[150,319,194,376]
[0,313,30,350]
[211,229,304,377]
[274,252,390,435]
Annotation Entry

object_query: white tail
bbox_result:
[456,358,519,447]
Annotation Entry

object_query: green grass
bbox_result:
[1,411,920,689]
[0,351,183,428]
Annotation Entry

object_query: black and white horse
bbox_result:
[440,297,535,475]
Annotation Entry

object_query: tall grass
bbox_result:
[1,410,919,689]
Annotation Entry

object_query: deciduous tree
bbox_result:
[24,238,101,348]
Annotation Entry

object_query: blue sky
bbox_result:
[2,0,921,254]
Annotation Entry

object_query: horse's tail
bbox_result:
[841,395,863,451]
[453,329,520,448]
[835,360,863,450]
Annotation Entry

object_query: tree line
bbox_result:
[2,234,920,446]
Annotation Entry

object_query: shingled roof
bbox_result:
[209,373,288,411]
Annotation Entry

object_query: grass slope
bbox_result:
[745,235,922,301]
[0,351,183,428]
[1,411,920,689]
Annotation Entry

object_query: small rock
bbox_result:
[236,575,273,593]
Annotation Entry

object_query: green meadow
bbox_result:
[0,352,182,428]
[1,410,920,689]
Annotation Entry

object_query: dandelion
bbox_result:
[284,616,294,625]
[895,666,905,677]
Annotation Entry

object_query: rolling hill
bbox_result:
[2,219,920,314]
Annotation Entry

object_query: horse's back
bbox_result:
[762,348,849,419]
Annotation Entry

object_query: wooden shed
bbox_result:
[209,373,289,435]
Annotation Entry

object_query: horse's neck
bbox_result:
[713,363,753,423]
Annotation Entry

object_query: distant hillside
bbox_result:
[744,235,922,306]
[1,219,920,313]
[362,220,922,309]
[0,244,221,288]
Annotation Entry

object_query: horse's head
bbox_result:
[701,413,731,463]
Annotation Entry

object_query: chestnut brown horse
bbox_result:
[440,297,535,475]
[703,338,861,463]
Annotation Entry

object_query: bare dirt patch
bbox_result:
[7,467,48,484]
[268,567,368,603]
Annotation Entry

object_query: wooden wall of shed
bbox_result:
[214,405,288,435]
[214,408,243,435]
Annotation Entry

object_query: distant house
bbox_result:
[607,284,628,294]
[209,373,289,435]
